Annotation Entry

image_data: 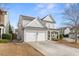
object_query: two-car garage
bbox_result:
[24,30,47,42]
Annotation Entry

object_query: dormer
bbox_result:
[41,14,55,29]
[42,14,55,23]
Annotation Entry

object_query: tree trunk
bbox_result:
[75,29,78,43]
[75,37,77,43]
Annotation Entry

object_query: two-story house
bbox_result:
[18,14,56,42]
[0,9,9,38]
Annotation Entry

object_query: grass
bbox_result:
[0,39,10,43]
[53,39,79,49]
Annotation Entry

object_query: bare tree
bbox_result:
[63,4,79,43]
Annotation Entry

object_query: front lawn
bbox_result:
[0,43,43,56]
[0,39,10,43]
[53,40,79,49]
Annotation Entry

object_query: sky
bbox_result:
[0,3,70,29]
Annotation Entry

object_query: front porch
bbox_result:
[48,29,60,40]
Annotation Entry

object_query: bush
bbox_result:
[12,33,17,39]
[2,33,12,40]
[0,39,10,43]
[63,34,69,38]
[52,38,59,41]
[59,34,64,40]
[52,37,58,41]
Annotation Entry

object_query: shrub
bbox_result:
[2,33,12,40]
[52,39,59,41]
[59,34,64,40]
[12,33,17,39]
[51,36,59,41]
[0,39,10,43]
[63,34,69,38]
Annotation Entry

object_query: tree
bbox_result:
[8,23,13,34]
[63,4,79,43]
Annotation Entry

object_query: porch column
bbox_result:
[1,28,2,39]
[0,28,1,39]
[50,30,51,40]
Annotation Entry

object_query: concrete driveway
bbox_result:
[28,40,79,56]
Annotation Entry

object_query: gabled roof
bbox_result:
[25,18,46,28]
[41,14,55,23]
[24,26,47,30]
[20,15,35,20]
[19,14,55,29]
[18,15,35,27]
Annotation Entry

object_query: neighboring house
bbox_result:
[18,14,56,42]
[58,27,70,35]
[69,27,79,39]
[0,9,9,38]
[59,27,79,39]
[64,28,70,35]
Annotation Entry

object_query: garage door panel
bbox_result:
[24,30,47,42]
[37,32,46,41]
[24,32,36,42]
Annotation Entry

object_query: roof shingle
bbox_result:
[20,15,35,20]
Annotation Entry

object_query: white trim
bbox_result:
[25,18,44,28]
[46,30,48,40]
[50,30,51,40]
[43,15,54,22]
[24,29,47,42]
[0,27,4,39]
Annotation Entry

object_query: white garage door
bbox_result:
[24,31,47,42]
[24,32,36,42]
[37,32,46,41]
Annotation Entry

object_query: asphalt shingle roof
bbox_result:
[41,14,56,23]
[20,15,35,20]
